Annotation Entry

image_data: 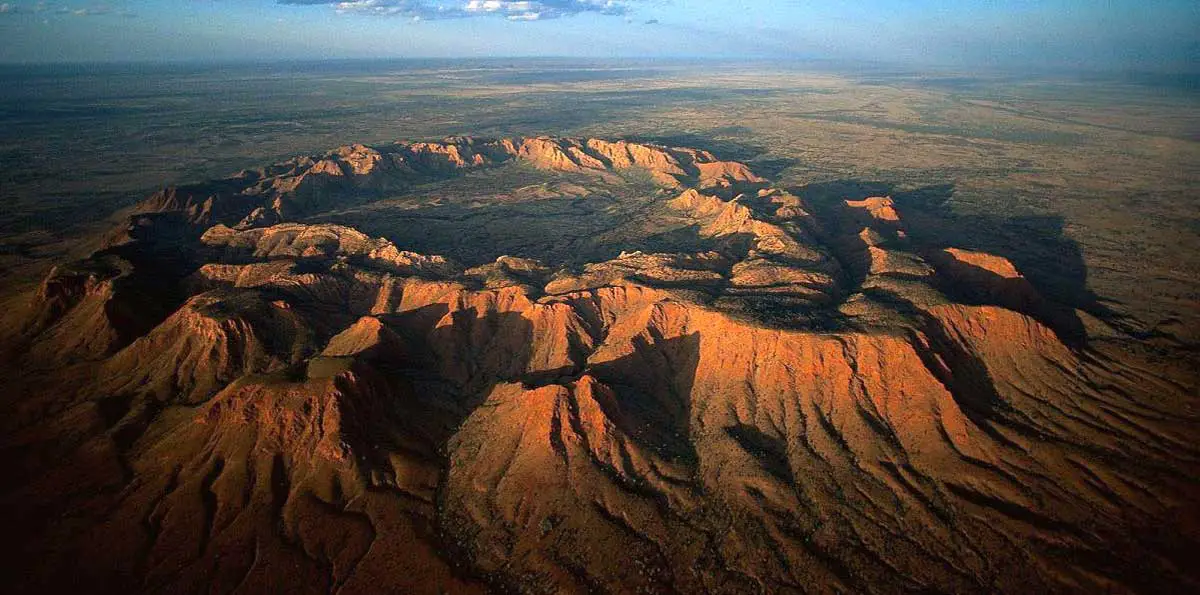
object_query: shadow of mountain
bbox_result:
[588,332,702,465]
[367,306,700,467]
[725,424,793,483]
[364,308,703,580]
[506,332,704,467]
[793,179,1118,347]
[375,304,540,448]
[622,131,799,180]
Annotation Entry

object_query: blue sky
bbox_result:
[0,0,1196,70]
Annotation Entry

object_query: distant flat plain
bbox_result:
[1,59,1196,348]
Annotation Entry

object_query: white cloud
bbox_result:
[464,0,502,12]
[280,0,629,21]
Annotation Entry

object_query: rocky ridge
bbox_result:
[1,136,1197,594]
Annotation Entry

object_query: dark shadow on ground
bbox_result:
[793,179,1121,347]
[588,332,702,465]
[622,131,800,180]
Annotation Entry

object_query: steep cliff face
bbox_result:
[2,137,1196,594]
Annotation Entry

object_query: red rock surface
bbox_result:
[1,137,1196,594]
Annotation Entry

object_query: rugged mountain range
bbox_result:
[1,136,1196,594]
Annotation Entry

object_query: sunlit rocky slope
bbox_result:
[1,137,1196,594]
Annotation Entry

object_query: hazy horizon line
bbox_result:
[1,55,1197,79]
